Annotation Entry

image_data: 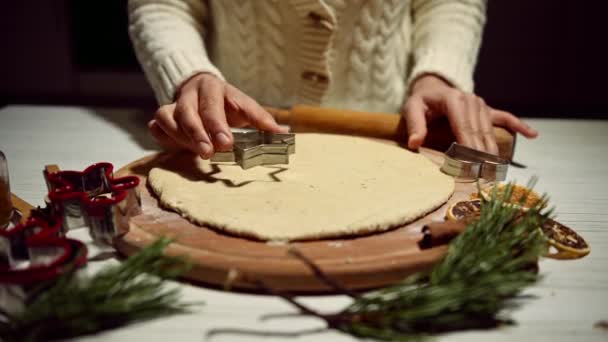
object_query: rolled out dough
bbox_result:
[148,134,454,241]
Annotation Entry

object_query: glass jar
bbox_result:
[0,151,13,228]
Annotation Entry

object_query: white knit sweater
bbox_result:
[128,0,486,113]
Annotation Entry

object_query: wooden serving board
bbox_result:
[114,143,475,293]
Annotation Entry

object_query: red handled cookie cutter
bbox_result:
[45,162,141,244]
[0,216,87,284]
[1,162,140,292]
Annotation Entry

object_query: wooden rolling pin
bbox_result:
[265,105,515,160]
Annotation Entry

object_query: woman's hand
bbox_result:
[401,74,538,155]
[148,72,287,159]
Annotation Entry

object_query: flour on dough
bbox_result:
[148,134,454,241]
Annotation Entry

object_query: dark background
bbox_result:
[0,0,606,117]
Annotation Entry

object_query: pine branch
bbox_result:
[0,238,196,341]
[265,180,551,341]
[332,181,551,339]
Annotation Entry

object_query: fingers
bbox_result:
[479,99,499,155]
[225,85,288,133]
[175,86,214,158]
[402,94,428,150]
[152,74,290,160]
[147,119,184,150]
[445,92,502,154]
[153,103,194,150]
[445,91,474,148]
[465,95,483,151]
[491,109,539,138]
[408,77,535,156]
[198,77,234,151]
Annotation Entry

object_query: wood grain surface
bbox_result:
[114,145,476,292]
[10,192,34,224]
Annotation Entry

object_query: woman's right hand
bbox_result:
[148,72,287,159]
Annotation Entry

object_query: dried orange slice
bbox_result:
[446,199,482,222]
[541,219,590,259]
[457,187,589,259]
[472,183,545,209]
[451,195,589,259]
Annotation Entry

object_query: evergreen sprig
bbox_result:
[279,181,551,341]
[0,238,195,341]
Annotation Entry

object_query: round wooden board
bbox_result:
[114,142,475,293]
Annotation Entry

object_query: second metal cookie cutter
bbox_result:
[211,130,295,169]
[44,163,141,244]
[440,143,509,182]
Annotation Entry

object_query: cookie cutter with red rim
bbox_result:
[1,162,141,290]
[0,217,87,284]
[45,162,141,244]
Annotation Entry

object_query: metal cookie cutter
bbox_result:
[211,130,296,169]
[0,162,139,313]
[0,216,87,284]
[45,162,141,245]
[0,214,89,315]
[440,143,509,182]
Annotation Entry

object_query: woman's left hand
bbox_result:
[401,74,538,155]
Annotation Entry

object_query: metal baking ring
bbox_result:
[440,143,509,182]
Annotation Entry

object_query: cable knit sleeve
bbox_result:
[408,0,486,92]
[128,0,224,105]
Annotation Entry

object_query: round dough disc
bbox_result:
[148,134,454,241]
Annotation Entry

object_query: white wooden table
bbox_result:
[1,105,606,341]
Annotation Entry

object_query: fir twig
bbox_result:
[275,180,551,341]
[0,238,196,342]
[340,180,550,339]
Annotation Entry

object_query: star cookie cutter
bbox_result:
[211,130,295,169]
